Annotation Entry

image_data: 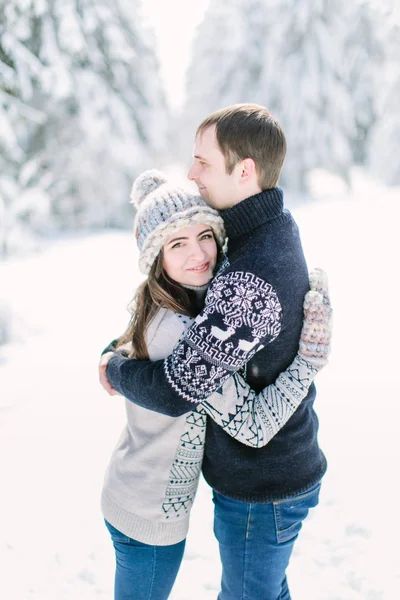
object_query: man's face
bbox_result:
[187,125,242,210]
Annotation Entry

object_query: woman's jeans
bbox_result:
[213,481,321,600]
[104,520,185,600]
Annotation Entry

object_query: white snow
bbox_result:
[0,170,399,598]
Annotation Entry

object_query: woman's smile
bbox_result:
[187,262,210,273]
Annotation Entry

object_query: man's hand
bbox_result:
[99,352,120,396]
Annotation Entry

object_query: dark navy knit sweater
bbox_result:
[106,188,327,502]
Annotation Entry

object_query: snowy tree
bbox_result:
[342,0,389,166]
[366,7,400,185]
[183,0,357,191]
[177,0,269,170]
[0,0,169,257]
[263,0,358,191]
[0,1,51,255]
[182,0,395,192]
[185,0,267,117]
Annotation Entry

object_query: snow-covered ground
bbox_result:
[0,171,399,599]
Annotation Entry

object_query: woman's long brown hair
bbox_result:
[114,251,201,360]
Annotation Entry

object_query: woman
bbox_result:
[100,170,331,600]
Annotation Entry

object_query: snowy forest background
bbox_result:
[1,2,400,598]
[1,0,399,261]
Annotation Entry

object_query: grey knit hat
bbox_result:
[131,169,226,274]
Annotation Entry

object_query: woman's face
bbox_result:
[162,223,218,286]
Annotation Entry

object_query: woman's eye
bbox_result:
[200,234,212,240]
[171,242,183,249]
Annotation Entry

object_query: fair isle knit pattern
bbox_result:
[130,170,226,274]
[162,408,207,519]
[164,266,282,402]
[164,267,331,450]
[188,266,331,448]
[161,313,207,520]
[202,355,319,448]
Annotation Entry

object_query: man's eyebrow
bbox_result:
[194,154,207,161]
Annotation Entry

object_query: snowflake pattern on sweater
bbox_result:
[164,270,282,402]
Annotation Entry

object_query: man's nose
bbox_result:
[187,163,199,181]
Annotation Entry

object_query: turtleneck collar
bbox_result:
[182,282,210,292]
[182,281,210,312]
[220,188,284,239]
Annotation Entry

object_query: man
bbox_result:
[100,104,327,599]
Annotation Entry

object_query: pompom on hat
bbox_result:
[131,169,226,274]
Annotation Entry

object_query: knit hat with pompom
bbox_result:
[131,169,226,274]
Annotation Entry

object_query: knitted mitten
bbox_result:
[299,267,332,368]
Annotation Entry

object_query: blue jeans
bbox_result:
[104,520,185,600]
[213,482,321,600]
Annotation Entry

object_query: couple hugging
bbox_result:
[99,103,332,600]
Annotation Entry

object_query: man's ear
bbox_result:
[240,158,257,182]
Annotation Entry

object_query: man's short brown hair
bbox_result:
[196,104,287,190]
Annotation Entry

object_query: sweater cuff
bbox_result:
[106,352,128,394]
